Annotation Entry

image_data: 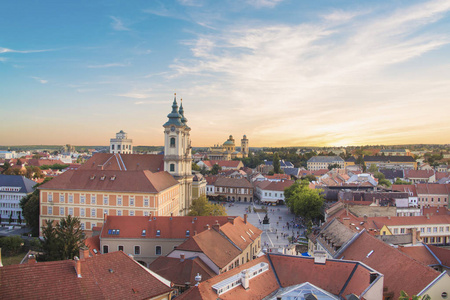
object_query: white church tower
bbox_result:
[163,94,193,215]
[110,130,133,154]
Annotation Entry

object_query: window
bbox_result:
[186,230,190,237]
[48,193,53,202]
[440,227,444,232]
[421,227,425,233]
[144,197,149,207]
[91,195,96,204]
[69,207,73,216]
[156,246,162,255]
[80,195,85,204]
[103,245,109,254]
[118,245,124,251]
[117,210,122,216]
[104,209,108,216]
[170,137,176,147]
[103,196,108,205]
[400,228,405,234]
[91,223,96,230]
[446,227,449,232]
[130,196,135,206]
[81,223,85,230]
[427,227,431,233]
[144,211,149,216]
[433,227,438,233]
[60,194,65,203]
[134,246,140,255]
[394,228,398,234]
[91,208,96,217]
[48,206,53,215]
[111,144,114,150]
[142,230,146,236]
[60,207,64,216]
[117,195,122,206]
[170,164,175,172]
[130,210,135,216]
[68,194,73,203]
[81,208,85,217]
[156,230,161,236]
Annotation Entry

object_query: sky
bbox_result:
[1,0,450,148]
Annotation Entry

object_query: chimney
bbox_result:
[194,231,197,236]
[426,213,430,219]
[342,218,350,227]
[213,220,220,231]
[388,216,390,220]
[313,251,327,264]
[74,256,82,278]
[363,215,368,222]
[244,214,248,224]
[80,247,90,260]
[104,213,107,222]
[205,224,210,230]
[180,253,185,262]
[412,228,417,245]
[27,253,36,264]
[228,217,235,225]
[241,270,250,289]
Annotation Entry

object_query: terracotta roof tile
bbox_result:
[78,153,164,172]
[427,244,450,267]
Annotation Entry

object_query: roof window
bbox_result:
[110,176,116,181]
[100,175,106,181]
[186,230,190,237]
[156,230,161,237]
[142,229,146,236]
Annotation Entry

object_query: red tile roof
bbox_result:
[85,235,100,256]
[368,215,450,227]
[405,169,435,179]
[101,216,235,239]
[218,217,262,251]
[416,183,450,195]
[78,153,164,172]
[27,158,65,167]
[397,245,440,266]
[337,231,440,299]
[264,174,291,180]
[256,180,295,191]
[38,169,179,193]
[0,251,172,299]
[427,244,450,268]
[214,177,253,188]
[202,160,243,169]
[148,256,216,286]
[175,228,241,269]
[392,184,418,196]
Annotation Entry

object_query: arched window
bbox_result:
[170,137,176,148]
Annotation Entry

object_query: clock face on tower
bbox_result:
[170,126,175,132]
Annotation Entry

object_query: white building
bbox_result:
[254,180,294,204]
[0,174,36,225]
[110,130,133,154]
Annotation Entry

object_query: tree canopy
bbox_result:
[394,178,412,185]
[273,152,281,174]
[188,195,227,216]
[40,215,85,261]
[284,180,324,222]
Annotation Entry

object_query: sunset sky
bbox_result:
[1,0,450,147]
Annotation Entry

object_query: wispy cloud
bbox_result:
[116,92,152,99]
[32,77,48,84]
[110,16,130,31]
[171,0,450,146]
[177,0,203,7]
[87,62,129,68]
[0,57,7,62]
[0,47,55,54]
[247,0,284,9]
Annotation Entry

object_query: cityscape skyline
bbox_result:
[1,0,450,147]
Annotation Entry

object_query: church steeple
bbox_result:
[164,93,183,127]
[179,99,190,129]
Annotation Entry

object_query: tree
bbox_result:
[284,180,324,222]
[374,172,391,187]
[0,235,23,256]
[394,178,412,185]
[328,163,341,170]
[40,215,85,261]
[398,290,421,300]
[188,195,227,216]
[368,163,378,173]
[273,152,281,174]
[192,163,201,172]
[211,164,221,175]
[301,174,317,182]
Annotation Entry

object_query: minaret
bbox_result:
[163,94,193,215]
[241,135,249,158]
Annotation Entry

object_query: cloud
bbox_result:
[32,77,48,84]
[246,0,283,8]
[87,62,129,68]
[0,47,53,54]
[116,92,152,99]
[0,57,7,62]
[110,16,130,31]
[177,0,203,7]
[171,0,450,146]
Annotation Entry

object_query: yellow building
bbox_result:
[207,135,248,161]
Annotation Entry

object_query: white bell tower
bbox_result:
[163,94,193,215]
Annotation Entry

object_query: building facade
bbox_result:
[307,156,345,171]
[110,130,133,154]
[206,135,249,161]
[0,174,36,225]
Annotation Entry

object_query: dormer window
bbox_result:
[142,230,146,236]
[186,230,190,237]
[156,230,161,237]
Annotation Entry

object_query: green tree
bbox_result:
[373,172,391,187]
[0,235,23,256]
[273,152,281,174]
[301,174,317,182]
[284,180,324,222]
[393,178,412,185]
[192,163,201,172]
[188,195,227,216]
[328,163,341,170]
[40,215,85,261]
[211,164,221,175]
[398,290,421,300]
[368,163,378,173]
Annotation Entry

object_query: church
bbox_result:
[206,134,249,161]
[38,95,193,234]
